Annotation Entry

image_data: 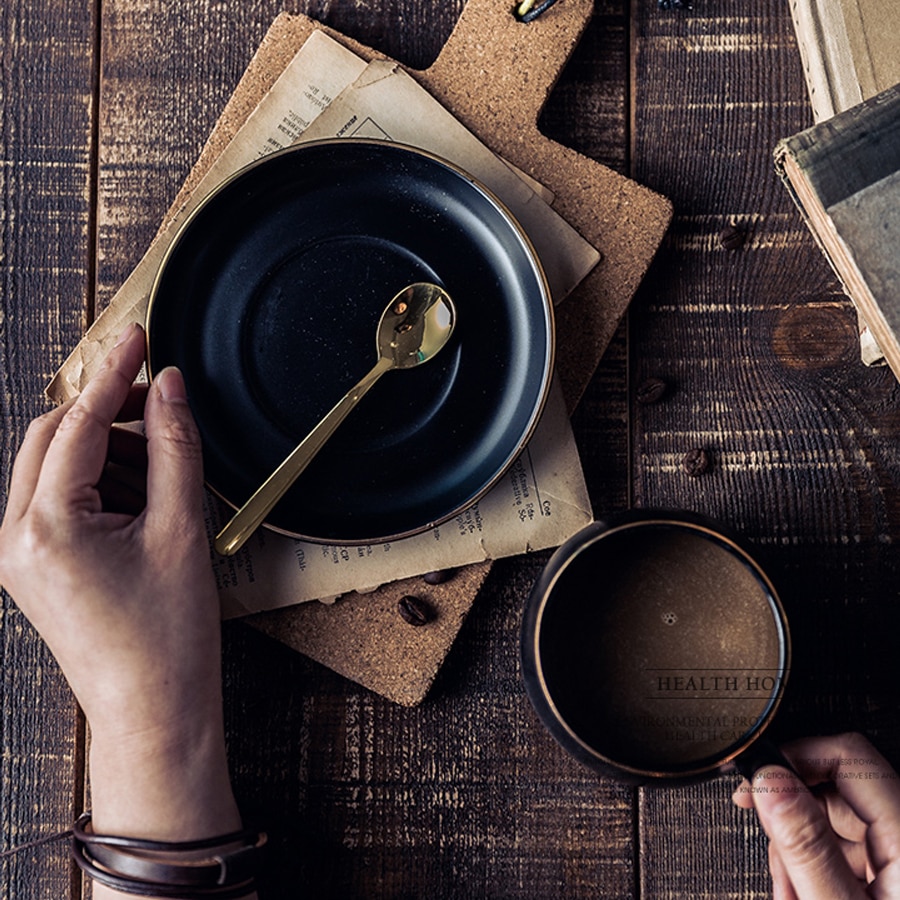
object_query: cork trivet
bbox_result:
[174,0,671,705]
[249,565,490,708]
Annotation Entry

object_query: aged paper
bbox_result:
[214,378,591,616]
[47,31,596,403]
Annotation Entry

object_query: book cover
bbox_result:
[775,84,900,378]
[789,0,900,123]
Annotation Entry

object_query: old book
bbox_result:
[775,84,900,379]
[787,0,900,364]
[789,0,900,124]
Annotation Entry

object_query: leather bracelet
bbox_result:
[71,812,266,899]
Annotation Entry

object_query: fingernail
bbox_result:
[114,322,139,347]
[752,766,806,811]
[155,366,188,403]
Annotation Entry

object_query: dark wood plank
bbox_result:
[538,1,630,175]
[91,1,639,897]
[541,0,633,526]
[630,1,900,895]
[224,559,637,898]
[0,2,98,898]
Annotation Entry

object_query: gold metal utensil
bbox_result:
[214,282,457,556]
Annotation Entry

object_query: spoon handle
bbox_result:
[215,355,394,556]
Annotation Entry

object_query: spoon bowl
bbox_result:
[214,283,456,556]
[378,282,456,369]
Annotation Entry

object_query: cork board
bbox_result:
[180,0,672,705]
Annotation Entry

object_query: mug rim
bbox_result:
[521,510,791,782]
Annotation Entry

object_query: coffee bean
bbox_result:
[636,377,667,405]
[423,568,455,585]
[397,595,433,626]
[682,447,711,477]
[718,223,746,250]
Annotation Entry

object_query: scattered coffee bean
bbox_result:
[718,223,746,250]
[682,447,711,477]
[423,568,455,585]
[636,377,667,405]
[398,594,433,626]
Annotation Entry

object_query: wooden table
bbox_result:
[3,1,899,897]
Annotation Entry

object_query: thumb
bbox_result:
[751,765,863,899]
[143,367,206,536]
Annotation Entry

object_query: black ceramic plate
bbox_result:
[146,139,554,543]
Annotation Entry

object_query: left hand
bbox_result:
[0,322,239,843]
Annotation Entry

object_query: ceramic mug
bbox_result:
[521,510,792,784]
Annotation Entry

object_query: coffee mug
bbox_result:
[521,510,791,784]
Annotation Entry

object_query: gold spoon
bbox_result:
[215,282,457,556]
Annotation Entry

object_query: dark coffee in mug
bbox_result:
[523,514,790,780]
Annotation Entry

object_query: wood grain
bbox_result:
[630,1,900,894]
[0,1,97,896]
[5,0,899,898]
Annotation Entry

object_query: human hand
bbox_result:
[0,323,240,846]
[732,732,900,899]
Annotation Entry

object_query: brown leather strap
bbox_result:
[71,812,266,899]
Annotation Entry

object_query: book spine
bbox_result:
[788,0,834,121]
[788,0,863,123]
[776,84,900,208]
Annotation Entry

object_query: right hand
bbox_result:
[732,732,900,898]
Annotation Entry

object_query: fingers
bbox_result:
[3,348,148,527]
[736,773,871,882]
[819,784,868,844]
[2,400,73,523]
[33,323,146,512]
[768,841,800,900]
[871,857,900,899]
[783,733,900,873]
[116,383,149,424]
[751,764,864,898]
[732,779,756,809]
[142,366,205,536]
[735,777,866,839]
[837,835,874,882]
[735,734,900,895]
